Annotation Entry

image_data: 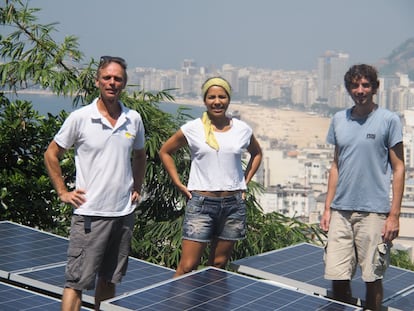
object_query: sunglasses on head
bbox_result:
[99,56,127,69]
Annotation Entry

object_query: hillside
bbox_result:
[376,37,414,80]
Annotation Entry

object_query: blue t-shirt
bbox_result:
[327,107,403,213]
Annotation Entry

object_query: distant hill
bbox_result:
[376,37,414,80]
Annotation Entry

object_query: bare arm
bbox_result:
[244,134,262,184]
[320,146,339,232]
[44,140,86,208]
[131,148,147,202]
[158,129,190,198]
[383,142,405,242]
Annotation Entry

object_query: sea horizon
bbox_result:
[4,92,205,118]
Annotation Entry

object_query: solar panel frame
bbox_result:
[10,252,175,305]
[384,285,414,310]
[231,243,332,296]
[230,242,414,311]
[0,221,68,279]
[3,220,408,310]
[101,267,363,311]
[2,221,175,306]
[0,281,93,311]
[9,262,66,295]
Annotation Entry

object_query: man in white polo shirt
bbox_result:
[44,56,146,311]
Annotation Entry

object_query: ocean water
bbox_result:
[4,93,204,118]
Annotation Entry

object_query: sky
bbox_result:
[20,0,414,71]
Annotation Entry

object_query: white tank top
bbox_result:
[181,117,253,191]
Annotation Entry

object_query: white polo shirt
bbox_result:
[54,98,145,216]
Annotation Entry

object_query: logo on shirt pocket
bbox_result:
[125,132,135,139]
[366,133,376,139]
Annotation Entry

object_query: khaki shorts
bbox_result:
[65,213,135,290]
[324,209,390,282]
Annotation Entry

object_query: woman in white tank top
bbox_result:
[159,77,262,277]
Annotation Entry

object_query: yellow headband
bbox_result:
[201,77,232,98]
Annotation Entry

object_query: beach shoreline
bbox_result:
[174,97,330,149]
[6,91,330,149]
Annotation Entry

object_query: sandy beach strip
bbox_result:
[174,97,331,148]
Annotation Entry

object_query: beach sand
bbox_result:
[176,98,331,148]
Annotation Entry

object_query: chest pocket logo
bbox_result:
[366,133,376,139]
[125,132,135,139]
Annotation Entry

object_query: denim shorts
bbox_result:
[182,192,246,242]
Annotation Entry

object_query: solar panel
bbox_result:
[101,267,362,310]
[230,242,414,310]
[0,221,68,278]
[11,257,175,305]
[2,221,175,306]
[0,281,92,311]
[385,286,414,310]
[10,263,66,295]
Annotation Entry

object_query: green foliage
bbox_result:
[391,249,414,271]
[3,0,412,274]
[0,0,97,99]
[0,95,73,233]
[132,215,184,268]
[129,179,326,269]
[122,90,193,265]
[236,199,324,260]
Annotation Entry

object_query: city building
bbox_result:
[316,51,349,102]
[127,55,414,260]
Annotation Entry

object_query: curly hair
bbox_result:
[344,64,379,93]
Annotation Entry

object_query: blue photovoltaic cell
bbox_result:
[11,257,175,304]
[101,267,362,311]
[95,257,175,296]
[385,286,414,310]
[231,243,347,295]
[4,220,409,310]
[230,242,414,310]
[0,221,68,278]
[0,281,91,311]
[3,221,175,307]
[9,263,66,295]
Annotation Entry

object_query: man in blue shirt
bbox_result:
[320,64,405,311]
